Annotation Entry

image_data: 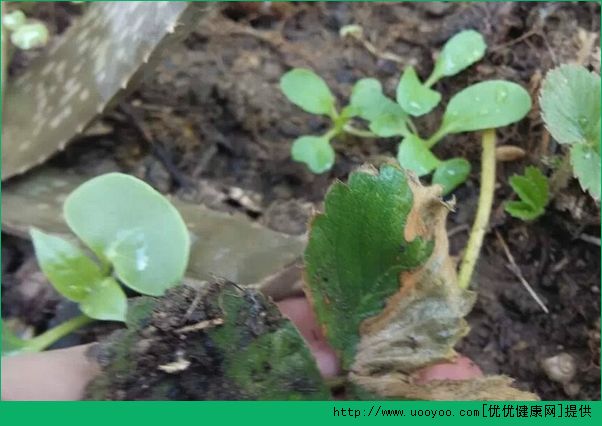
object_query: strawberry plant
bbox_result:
[505,166,550,221]
[540,64,601,201]
[280,30,532,196]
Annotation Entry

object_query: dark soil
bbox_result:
[2,2,600,400]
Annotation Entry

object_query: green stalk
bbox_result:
[14,314,93,353]
[458,129,496,289]
[342,124,377,138]
[425,127,448,148]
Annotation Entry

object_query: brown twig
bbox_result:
[494,230,549,314]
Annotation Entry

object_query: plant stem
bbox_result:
[425,127,448,148]
[18,314,93,353]
[458,129,496,290]
[342,124,377,138]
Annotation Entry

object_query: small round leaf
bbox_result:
[280,69,335,115]
[396,66,441,117]
[291,135,335,174]
[441,81,532,134]
[397,135,441,177]
[64,173,190,296]
[430,30,486,82]
[432,158,471,195]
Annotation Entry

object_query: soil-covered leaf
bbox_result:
[505,166,549,220]
[431,158,471,195]
[396,67,441,117]
[304,165,433,368]
[64,173,190,296]
[429,30,486,83]
[540,64,601,147]
[86,282,329,400]
[280,68,335,116]
[397,135,441,177]
[440,81,532,134]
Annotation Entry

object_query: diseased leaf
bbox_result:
[397,135,441,177]
[291,135,335,174]
[64,173,190,296]
[304,165,433,368]
[80,277,127,322]
[441,81,532,134]
[505,166,549,221]
[429,30,486,83]
[432,158,471,195]
[540,65,601,146]
[280,69,335,116]
[348,178,537,400]
[396,66,441,117]
[571,144,601,201]
[30,228,104,302]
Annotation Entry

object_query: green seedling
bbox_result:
[4,173,190,354]
[280,30,532,195]
[540,64,601,201]
[2,9,49,50]
[505,166,550,221]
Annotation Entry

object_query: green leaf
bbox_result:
[80,277,127,322]
[571,144,601,201]
[432,158,471,195]
[3,10,26,31]
[10,21,49,50]
[30,228,104,302]
[505,166,549,221]
[64,173,190,296]
[291,135,335,174]
[540,64,601,146]
[280,68,335,116]
[304,165,433,368]
[397,134,441,176]
[396,66,441,116]
[429,30,486,83]
[350,78,409,137]
[441,80,532,134]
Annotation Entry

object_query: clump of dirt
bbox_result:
[85,280,328,400]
